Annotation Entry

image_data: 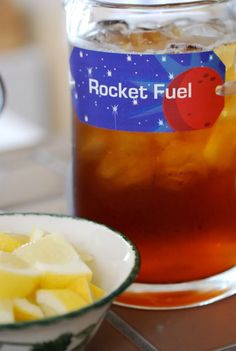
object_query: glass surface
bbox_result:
[65,0,236,309]
[0,76,5,114]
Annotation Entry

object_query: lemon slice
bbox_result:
[36,289,88,317]
[90,283,106,301]
[11,234,29,245]
[0,233,22,252]
[0,252,40,298]
[0,299,14,324]
[29,228,46,242]
[69,276,93,303]
[15,234,92,288]
[13,298,44,322]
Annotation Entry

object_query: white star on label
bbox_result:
[74,92,78,100]
[84,115,89,122]
[79,51,83,58]
[127,55,132,62]
[112,105,119,129]
[168,72,174,80]
[158,119,164,126]
[107,70,112,77]
[87,67,93,77]
[132,99,138,105]
[209,54,213,61]
[162,56,167,62]
[112,105,118,114]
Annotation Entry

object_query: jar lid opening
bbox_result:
[93,0,219,5]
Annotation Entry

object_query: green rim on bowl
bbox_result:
[0,212,140,330]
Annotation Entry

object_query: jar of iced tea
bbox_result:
[65,0,236,309]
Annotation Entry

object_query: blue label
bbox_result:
[70,48,225,132]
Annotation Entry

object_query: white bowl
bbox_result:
[0,213,139,351]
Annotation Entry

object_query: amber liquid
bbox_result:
[73,43,236,284]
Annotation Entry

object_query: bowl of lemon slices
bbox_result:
[0,213,139,351]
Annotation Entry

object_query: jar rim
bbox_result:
[91,0,224,5]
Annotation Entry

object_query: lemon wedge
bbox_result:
[15,233,92,288]
[69,276,93,303]
[29,228,46,242]
[90,283,106,301]
[0,233,22,252]
[11,234,29,245]
[0,252,40,298]
[0,299,14,324]
[13,298,44,322]
[36,289,88,317]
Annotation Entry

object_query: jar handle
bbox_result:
[0,76,6,114]
[216,81,236,96]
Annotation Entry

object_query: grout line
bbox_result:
[106,311,159,351]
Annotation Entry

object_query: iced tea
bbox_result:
[73,41,236,284]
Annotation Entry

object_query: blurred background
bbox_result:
[0,0,71,214]
[0,0,70,151]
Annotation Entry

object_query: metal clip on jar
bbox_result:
[65,0,236,309]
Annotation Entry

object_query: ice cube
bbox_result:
[155,134,209,191]
[165,19,227,52]
[181,23,224,38]
[204,119,236,170]
[98,20,129,34]
[166,42,204,53]
[79,128,108,161]
[215,43,236,81]
[97,134,155,189]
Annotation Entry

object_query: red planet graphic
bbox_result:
[163,67,225,131]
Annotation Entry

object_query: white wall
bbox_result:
[13,0,71,135]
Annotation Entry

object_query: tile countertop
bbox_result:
[1,137,236,351]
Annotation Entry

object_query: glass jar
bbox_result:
[65,0,236,309]
[0,76,5,113]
